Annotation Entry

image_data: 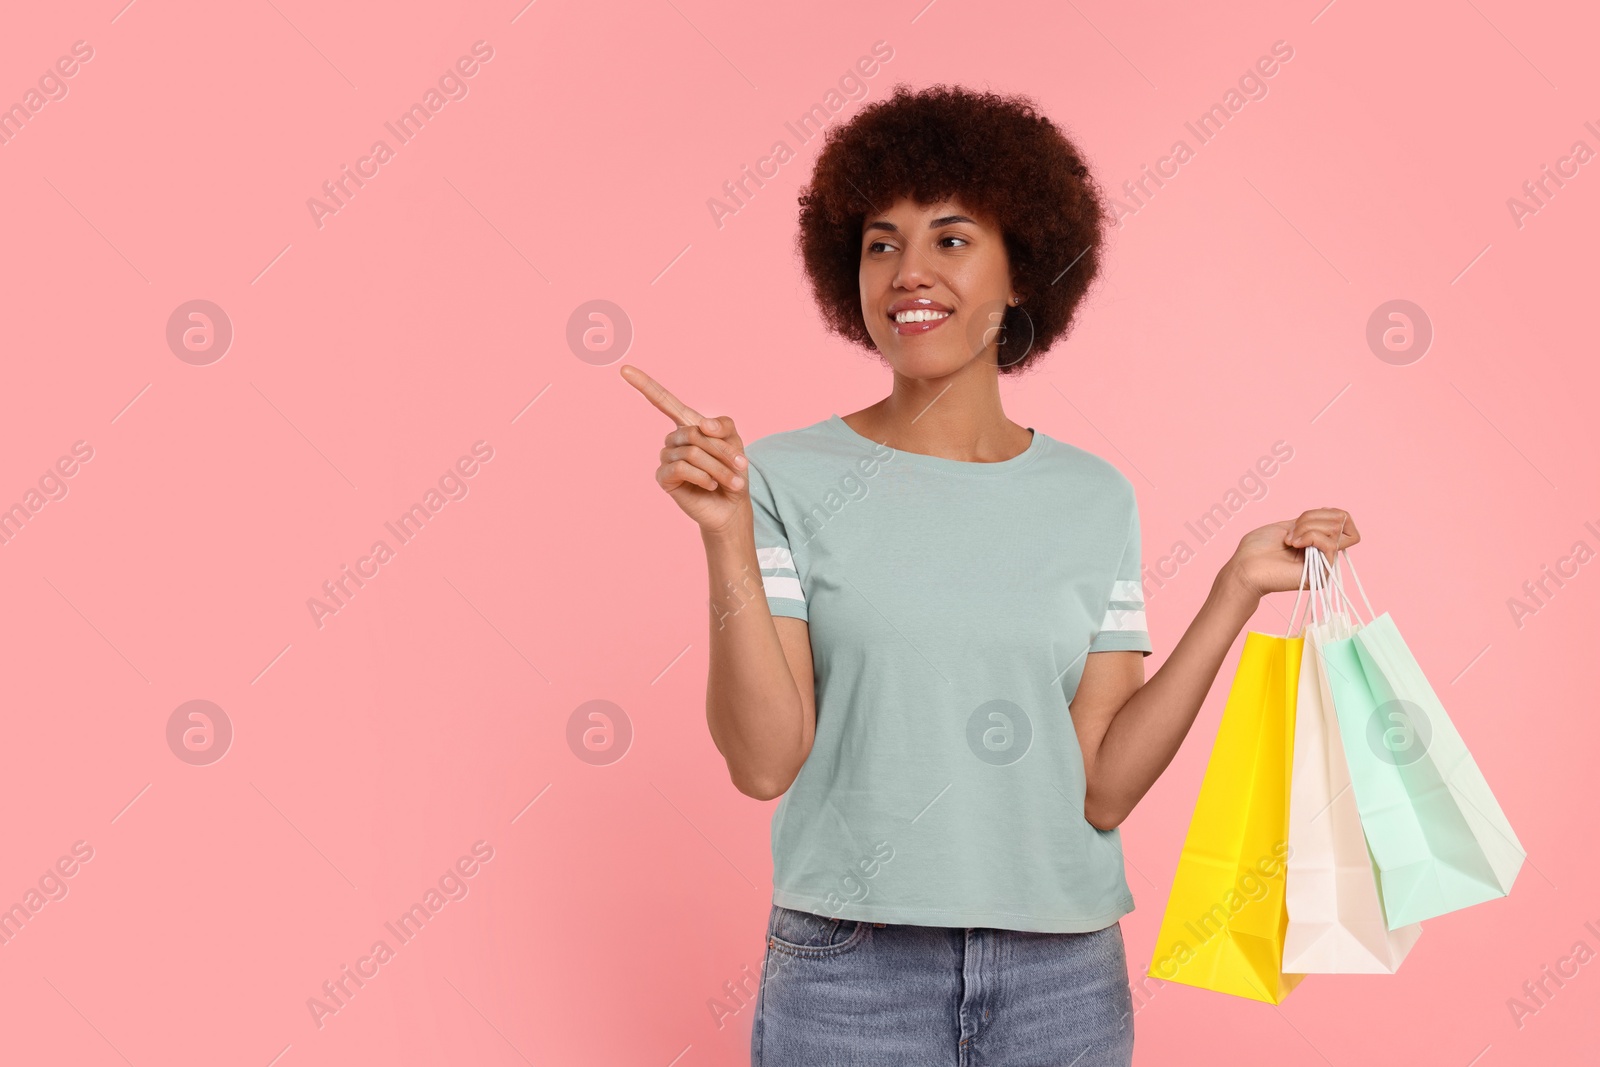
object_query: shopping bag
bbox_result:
[1146,618,1304,1003]
[1283,549,1423,971]
[1317,548,1525,929]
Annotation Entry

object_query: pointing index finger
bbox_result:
[620,364,704,428]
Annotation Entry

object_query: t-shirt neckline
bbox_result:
[825,413,1047,475]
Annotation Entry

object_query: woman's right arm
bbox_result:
[702,526,816,800]
[619,364,814,800]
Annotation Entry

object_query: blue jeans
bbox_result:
[751,904,1135,1066]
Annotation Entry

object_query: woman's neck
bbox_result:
[842,390,1031,464]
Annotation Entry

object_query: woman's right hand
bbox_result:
[620,364,752,538]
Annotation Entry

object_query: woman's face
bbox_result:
[858,195,1016,378]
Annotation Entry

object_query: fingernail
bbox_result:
[735,454,747,468]
[732,476,744,489]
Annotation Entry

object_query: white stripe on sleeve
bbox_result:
[1099,608,1147,632]
[757,546,795,570]
[763,575,805,601]
[1109,579,1143,604]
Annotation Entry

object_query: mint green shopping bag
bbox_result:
[1316,548,1525,930]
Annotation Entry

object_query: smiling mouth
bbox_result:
[891,308,952,335]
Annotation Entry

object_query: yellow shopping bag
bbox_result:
[1147,629,1305,1003]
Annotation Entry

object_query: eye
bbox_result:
[866,239,896,254]
[938,233,970,248]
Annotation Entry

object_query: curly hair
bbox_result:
[795,83,1108,374]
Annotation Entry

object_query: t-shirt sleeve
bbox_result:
[1088,496,1152,655]
[745,459,808,621]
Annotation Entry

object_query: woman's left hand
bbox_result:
[1226,508,1361,598]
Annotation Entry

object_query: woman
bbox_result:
[623,84,1357,1067]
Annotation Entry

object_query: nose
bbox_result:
[891,248,936,292]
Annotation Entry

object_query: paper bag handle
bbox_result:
[1285,548,1313,637]
[1285,543,1371,636]
[1329,544,1377,625]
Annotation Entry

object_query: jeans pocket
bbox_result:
[766,905,871,959]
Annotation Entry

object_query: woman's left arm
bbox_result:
[1073,508,1360,831]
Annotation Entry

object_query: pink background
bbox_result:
[2,0,1596,1064]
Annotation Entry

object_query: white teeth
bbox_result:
[894,309,950,323]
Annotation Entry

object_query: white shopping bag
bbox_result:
[1283,549,1422,972]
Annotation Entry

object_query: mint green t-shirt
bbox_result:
[743,413,1153,933]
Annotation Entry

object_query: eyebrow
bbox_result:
[864,214,977,234]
